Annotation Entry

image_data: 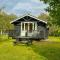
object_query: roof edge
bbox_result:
[10,15,47,24]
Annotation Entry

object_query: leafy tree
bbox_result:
[40,0,60,26]
[0,8,17,34]
[38,13,49,21]
[0,10,17,30]
[40,0,60,36]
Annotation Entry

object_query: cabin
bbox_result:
[10,15,49,44]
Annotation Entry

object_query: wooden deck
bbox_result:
[14,36,41,39]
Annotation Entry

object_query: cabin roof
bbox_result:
[10,15,47,24]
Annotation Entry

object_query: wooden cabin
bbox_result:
[10,15,49,44]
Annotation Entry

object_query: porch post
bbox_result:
[28,23,29,32]
[33,23,34,31]
[24,23,25,31]
[21,22,22,32]
[35,22,37,30]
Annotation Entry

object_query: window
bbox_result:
[29,23,33,32]
[21,22,37,32]
[25,23,28,31]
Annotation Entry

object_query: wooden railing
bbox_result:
[8,30,40,38]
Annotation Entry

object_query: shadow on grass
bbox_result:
[31,42,60,60]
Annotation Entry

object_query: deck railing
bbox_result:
[8,30,40,38]
[27,30,40,37]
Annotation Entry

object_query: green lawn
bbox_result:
[0,41,46,60]
[48,36,60,42]
[32,41,60,60]
[0,36,60,60]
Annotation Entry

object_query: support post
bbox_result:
[21,22,22,32]
[24,23,25,31]
[28,23,30,32]
[35,22,37,31]
[33,23,34,31]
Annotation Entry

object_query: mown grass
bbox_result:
[0,35,12,42]
[0,35,60,60]
[31,36,60,60]
[0,41,47,60]
[48,36,60,42]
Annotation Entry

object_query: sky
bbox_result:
[0,0,48,16]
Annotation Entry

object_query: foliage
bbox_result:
[39,0,60,36]
[40,0,60,26]
[49,25,60,36]
[37,13,51,26]
[38,13,49,22]
[0,34,12,42]
[37,13,60,36]
[0,9,17,30]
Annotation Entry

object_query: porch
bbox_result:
[20,22,38,37]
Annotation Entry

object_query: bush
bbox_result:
[49,25,60,36]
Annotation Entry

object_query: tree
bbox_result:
[0,10,17,30]
[38,13,49,21]
[40,0,60,26]
[40,0,60,36]
[0,8,17,34]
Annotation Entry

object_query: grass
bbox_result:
[31,36,60,60]
[0,34,12,42]
[48,36,60,42]
[0,41,46,60]
[32,41,60,60]
[0,36,60,60]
